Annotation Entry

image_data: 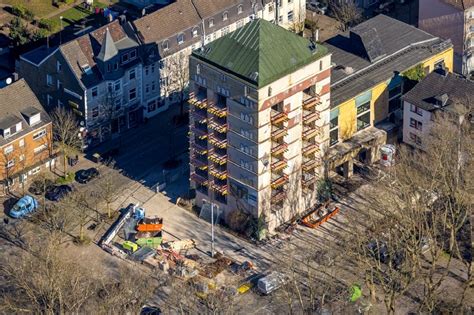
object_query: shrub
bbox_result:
[11,4,34,21]
[38,18,60,32]
[56,172,74,184]
[226,209,249,233]
[317,179,333,202]
[32,28,49,41]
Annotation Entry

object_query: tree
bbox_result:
[50,107,82,177]
[8,17,30,47]
[95,162,121,219]
[167,52,189,117]
[329,0,363,32]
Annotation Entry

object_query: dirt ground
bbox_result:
[304,12,342,42]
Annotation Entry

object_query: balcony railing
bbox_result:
[192,140,208,153]
[271,190,286,203]
[302,159,318,172]
[191,156,208,170]
[302,143,319,156]
[209,135,227,149]
[209,152,227,165]
[208,121,227,133]
[271,175,288,189]
[192,108,207,120]
[301,174,317,187]
[189,92,207,109]
[271,143,288,156]
[271,110,288,125]
[271,127,287,140]
[303,111,319,124]
[208,102,227,118]
[210,168,227,180]
[191,172,208,185]
[210,183,228,195]
[271,159,288,172]
[302,93,321,110]
[303,128,319,140]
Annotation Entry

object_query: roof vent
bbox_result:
[308,41,318,54]
[434,93,449,107]
[343,66,354,75]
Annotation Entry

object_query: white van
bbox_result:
[257,272,286,295]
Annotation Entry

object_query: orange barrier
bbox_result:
[301,205,340,229]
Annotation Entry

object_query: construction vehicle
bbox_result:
[122,241,138,253]
[136,217,163,232]
[301,202,339,229]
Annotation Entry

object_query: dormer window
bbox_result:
[130,49,136,60]
[238,5,243,14]
[223,12,228,21]
[192,28,198,37]
[209,19,214,27]
[162,40,169,51]
[3,128,10,138]
[177,33,185,45]
[121,53,129,63]
[29,113,41,126]
[81,64,92,75]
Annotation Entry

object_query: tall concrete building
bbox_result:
[188,19,331,231]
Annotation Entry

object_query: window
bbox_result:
[357,112,370,131]
[410,118,423,131]
[148,100,156,112]
[57,80,62,90]
[221,26,230,36]
[240,112,254,124]
[209,19,214,27]
[47,94,53,106]
[92,107,99,118]
[6,159,14,168]
[329,109,339,146]
[4,145,13,155]
[92,87,98,98]
[389,85,402,99]
[121,53,129,63]
[113,62,119,70]
[268,87,272,97]
[410,104,423,116]
[330,129,338,146]
[288,10,294,22]
[356,101,370,115]
[33,129,47,140]
[152,81,156,91]
[34,144,47,154]
[162,40,169,51]
[19,139,24,147]
[3,128,10,138]
[240,128,254,140]
[388,82,403,113]
[237,19,244,28]
[288,0,293,3]
[145,66,149,76]
[56,61,62,72]
[223,12,228,21]
[46,74,53,86]
[238,5,243,14]
[239,96,256,109]
[278,15,283,23]
[129,69,136,80]
[130,50,137,60]
[389,98,401,113]
[129,88,137,101]
[114,98,122,110]
[145,84,150,93]
[330,114,338,129]
[434,59,445,69]
[192,28,198,37]
[107,82,113,93]
[409,132,422,145]
[177,33,184,45]
[114,80,121,92]
[268,4,274,12]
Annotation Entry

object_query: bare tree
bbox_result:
[95,162,121,219]
[50,107,82,177]
[167,51,190,117]
[329,0,363,32]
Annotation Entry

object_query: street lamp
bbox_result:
[202,198,217,257]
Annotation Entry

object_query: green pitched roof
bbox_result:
[192,19,329,87]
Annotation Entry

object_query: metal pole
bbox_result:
[211,202,215,257]
[59,16,63,45]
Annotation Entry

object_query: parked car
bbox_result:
[367,240,404,269]
[257,271,287,295]
[307,0,327,14]
[10,195,39,218]
[28,179,54,195]
[75,168,100,184]
[45,185,72,201]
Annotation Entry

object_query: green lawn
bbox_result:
[51,2,108,29]
[4,0,58,17]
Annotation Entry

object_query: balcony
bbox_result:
[302,143,319,157]
[271,159,288,172]
[271,127,287,140]
[301,173,317,188]
[189,92,207,109]
[209,152,227,165]
[303,111,319,124]
[209,135,227,149]
[208,121,227,133]
[210,168,227,180]
[302,159,318,172]
[303,127,319,140]
[191,156,208,170]
[271,110,288,125]
[208,102,227,118]
[192,107,207,120]
[192,139,208,153]
[271,190,286,203]
[303,93,321,110]
[210,182,228,195]
[271,174,288,189]
[271,143,288,157]
[191,171,208,185]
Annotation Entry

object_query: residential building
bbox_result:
[419,0,474,75]
[323,14,453,177]
[0,79,55,193]
[18,0,305,147]
[189,19,331,231]
[18,20,143,147]
[402,69,474,149]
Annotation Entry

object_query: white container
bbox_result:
[380,144,396,167]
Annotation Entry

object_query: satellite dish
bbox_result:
[5,77,12,85]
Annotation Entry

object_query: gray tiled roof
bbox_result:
[402,70,474,112]
[0,79,51,146]
[324,15,452,107]
[97,28,118,62]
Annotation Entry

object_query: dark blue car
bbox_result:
[10,195,39,218]
[45,185,72,201]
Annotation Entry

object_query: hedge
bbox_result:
[11,4,35,21]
